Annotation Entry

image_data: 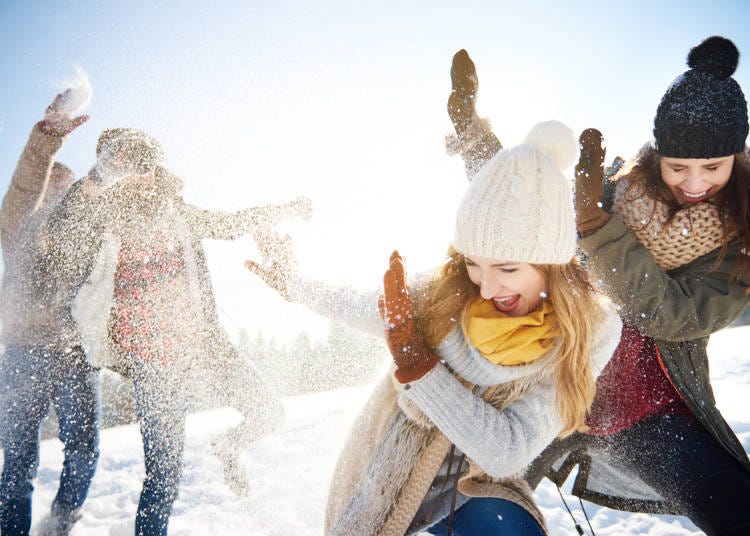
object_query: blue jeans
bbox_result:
[0,346,100,536]
[133,362,188,536]
[425,497,546,536]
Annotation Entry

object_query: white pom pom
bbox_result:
[56,66,93,118]
[523,120,577,171]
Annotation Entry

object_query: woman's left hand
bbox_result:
[380,250,439,383]
[575,128,611,236]
[245,228,298,300]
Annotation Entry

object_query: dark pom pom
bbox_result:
[687,36,739,78]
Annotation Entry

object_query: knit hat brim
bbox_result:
[453,122,577,265]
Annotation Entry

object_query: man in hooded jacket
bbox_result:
[0,92,99,536]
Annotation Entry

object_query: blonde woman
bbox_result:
[449,39,750,535]
[247,121,621,535]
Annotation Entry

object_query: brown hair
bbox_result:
[616,145,750,278]
[414,247,599,437]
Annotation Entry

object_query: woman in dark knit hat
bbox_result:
[448,37,750,535]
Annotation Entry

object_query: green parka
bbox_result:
[527,213,750,513]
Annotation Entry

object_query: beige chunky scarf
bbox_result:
[612,172,732,271]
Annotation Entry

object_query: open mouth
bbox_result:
[678,188,712,203]
[492,295,520,312]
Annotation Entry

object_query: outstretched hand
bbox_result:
[575,128,610,236]
[245,196,313,299]
[380,251,438,384]
[39,91,89,137]
[245,228,298,301]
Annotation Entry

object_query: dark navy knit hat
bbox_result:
[654,36,748,158]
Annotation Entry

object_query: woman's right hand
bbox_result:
[245,228,298,300]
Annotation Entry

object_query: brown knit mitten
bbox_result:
[447,49,479,135]
[380,251,438,384]
[575,128,611,236]
[445,49,502,180]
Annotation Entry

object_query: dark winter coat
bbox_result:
[527,213,750,513]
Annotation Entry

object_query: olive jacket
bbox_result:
[527,213,750,513]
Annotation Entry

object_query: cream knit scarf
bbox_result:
[612,171,732,271]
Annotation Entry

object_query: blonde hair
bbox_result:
[415,247,598,437]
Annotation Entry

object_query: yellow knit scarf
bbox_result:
[462,297,559,366]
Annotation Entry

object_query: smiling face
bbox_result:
[464,255,548,317]
[659,155,735,205]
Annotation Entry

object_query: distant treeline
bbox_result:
[39,321,387,439]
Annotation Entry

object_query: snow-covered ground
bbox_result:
[24,325,750,535]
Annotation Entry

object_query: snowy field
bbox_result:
[22,325,750,535]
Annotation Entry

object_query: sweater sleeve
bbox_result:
[285,274,385,338]
[580,214,750,341]
[181,201,309,241]
[180,204,266,241]
[402,363,562,478]
[401,301,621,479]
[1,124,65,250]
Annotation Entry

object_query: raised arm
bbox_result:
[445,49,502,180]
[245,227,384,337]
[378,251,561,476]
[181,196,312,241]
[1,92,89,249]
[403,366,562,478]
[575,129,750,340]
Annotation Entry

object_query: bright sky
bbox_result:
[2,0,749,342]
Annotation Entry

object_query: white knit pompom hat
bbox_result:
[453,120,578,264]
